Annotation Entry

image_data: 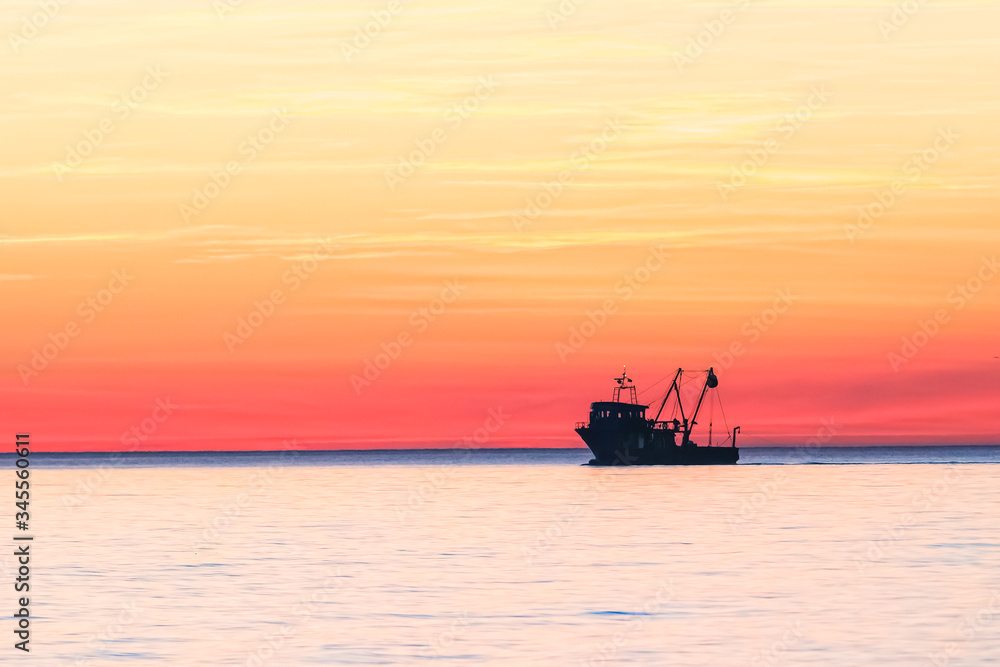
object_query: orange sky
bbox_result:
[2,1,998,450]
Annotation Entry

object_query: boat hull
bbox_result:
[576,424,739,466]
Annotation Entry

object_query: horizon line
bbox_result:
[9,443,1000,456]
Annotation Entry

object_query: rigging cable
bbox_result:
[708,389,715,445]
[637,373,673,398]
[717,390,732,444]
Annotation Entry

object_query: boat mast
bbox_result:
[685,367,718,445]
[652,368,684,423]
[612,366,637,404]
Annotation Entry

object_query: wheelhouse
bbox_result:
[589,401,648,422]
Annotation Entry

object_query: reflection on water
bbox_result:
[22,449,1000,665]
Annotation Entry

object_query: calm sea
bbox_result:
[14,447,1000,665]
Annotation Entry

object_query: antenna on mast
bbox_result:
[612,366,638,403]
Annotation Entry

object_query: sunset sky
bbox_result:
[2,0,998,450]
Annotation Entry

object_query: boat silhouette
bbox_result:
[575,367,739,465]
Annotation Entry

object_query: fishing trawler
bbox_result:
[575,367,739,465]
